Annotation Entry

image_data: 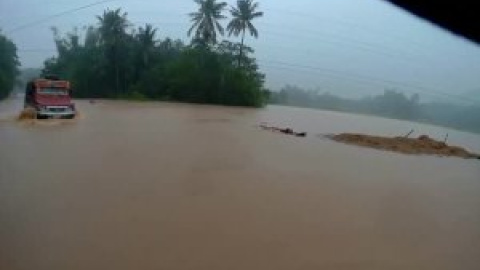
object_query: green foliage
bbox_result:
[41,7,267,107]
[227,0,263,38]
[377,91,420,119]
[271,86,422,119]
[227,0,263,64]
[0,30,20,100]
[163,46,266,107]
[188,0,228,46]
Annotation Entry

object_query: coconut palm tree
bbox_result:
[97,9,129,49]
[188,0,227,46]
[136,24,157,67]
[226,0,263,63]
[97,8,130,94]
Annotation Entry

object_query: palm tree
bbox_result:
[227,0,263,63]
[188,0,227,46]
[132,24,157,82]
[97,9,130,94]
[136,24,157,67]
[97,9,129,48]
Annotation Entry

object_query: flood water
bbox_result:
[1,98,480,270]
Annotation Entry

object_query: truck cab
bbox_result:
[24,76,76,119]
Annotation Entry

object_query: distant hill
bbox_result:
[460,89,480,104]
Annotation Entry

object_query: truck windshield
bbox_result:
[38,88,68,95]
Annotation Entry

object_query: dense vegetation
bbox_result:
[270,85,480,134]
[0,29,20,100]
[42,0,268,107]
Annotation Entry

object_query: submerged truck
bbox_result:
[24,76,76,119]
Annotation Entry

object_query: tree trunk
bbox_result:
[114,43,120,96]
[238,29,246,67]
[115,62,120,95]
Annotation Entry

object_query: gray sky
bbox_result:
[1,0,480,102]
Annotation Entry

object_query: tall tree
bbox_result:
[0,29,20,100]
[188,0,227,46]
[226,0,263,64]
[136,24,157,68]
[97,9,130,95]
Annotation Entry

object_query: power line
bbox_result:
[18,49,56,52]
[131,20,440,69]
[259,63,391,96]
[267,7,436,51]
[260,30,425,66]
[134,19,426,62]
[130,19,441,68]
[260,25,439,65]
[17,23,410,64]
[6,0,118,34]
[266,7,477,61]
[257,59,478,104]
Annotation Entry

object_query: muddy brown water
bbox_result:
[1,98,480,270]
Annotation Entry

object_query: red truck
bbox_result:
[24,76,76,119]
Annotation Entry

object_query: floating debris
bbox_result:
[260,124,307,137]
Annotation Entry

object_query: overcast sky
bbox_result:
[1,0,480,102]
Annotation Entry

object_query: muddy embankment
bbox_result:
[327,133,480,159]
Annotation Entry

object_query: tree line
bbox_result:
[270,85,480,134]
[42,0,268,107]
[0,29,20,100]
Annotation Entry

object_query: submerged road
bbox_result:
[1,98,480,270]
